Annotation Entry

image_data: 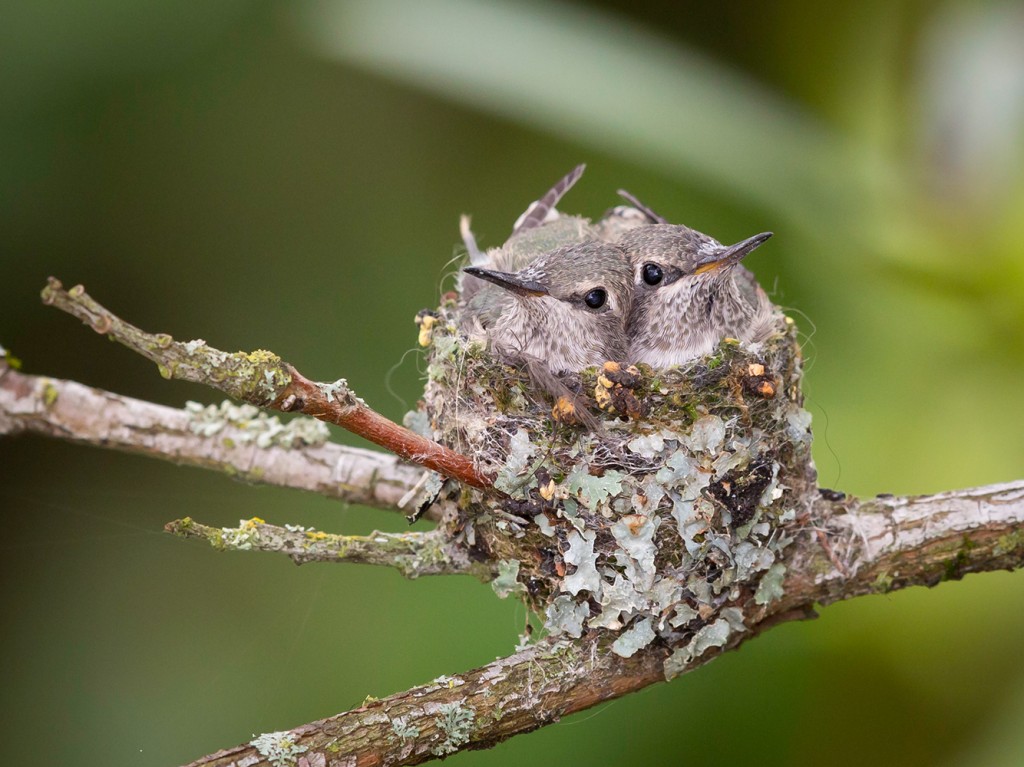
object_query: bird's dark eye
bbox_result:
[642,263,664,286]
[584,289,607,309]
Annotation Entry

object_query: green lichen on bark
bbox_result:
[431,701,476,755]
[40,278,293,405]
[42,381,59,407]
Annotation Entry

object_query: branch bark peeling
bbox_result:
[176,481,1024,767]
[39,278,492,490]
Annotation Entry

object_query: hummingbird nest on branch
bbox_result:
[412,234,816,672]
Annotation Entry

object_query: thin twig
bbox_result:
[166,518,488,579]
[39,278,493,490]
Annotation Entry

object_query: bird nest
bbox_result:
[412,294,817,668]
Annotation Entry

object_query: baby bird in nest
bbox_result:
[462,239,633,376]
[619,220,776,368]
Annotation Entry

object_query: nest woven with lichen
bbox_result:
[411,239,816,671]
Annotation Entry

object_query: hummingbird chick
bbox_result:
[620,224,777,368]
[462,240,633,375]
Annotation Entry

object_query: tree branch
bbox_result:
[165,518,489,579]
[0,365,437,514]
[178,480,1024,766]
[38,278,492,489]
[183,633,669,767]
[794,480,1024,607]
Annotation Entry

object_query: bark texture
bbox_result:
[0,367,429,514]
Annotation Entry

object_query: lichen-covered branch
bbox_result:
[0,365,433,514]
[181,632,669,767]
[39,278,492,489]
[178,479,1024,766]
[789,480,1024,608]
[166,518,489,579]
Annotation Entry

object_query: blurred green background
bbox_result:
[2,1,1024,765]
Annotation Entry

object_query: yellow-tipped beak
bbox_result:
[693,232,773,275]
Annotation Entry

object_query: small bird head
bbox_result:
[622,224,772,296]
[462,240,633,373]
[620,224,773,368]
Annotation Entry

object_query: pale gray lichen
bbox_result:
[431,674,460,688]
[318,378,364,407]
[733,540,776,580]
[544,594,590,638]
[786,407,813,444]
[402,408,433,438]
[683,414,726,453]
[250,731,308,767]
[185,400,329,448]
[390,716,420,741]
[221,518,262,550]
[432,702,476,755]
[426,334,460,382]
[514,630,536,651]
[611,515,659,591]
[754,562,787,605]
[562,530,601,597]
[611,617,656,658]
[648,577,683,625]
[533,513,555,536]
[493,428,537,495]
[664,617,734,679]
[590,573,647,630]
[669,602,699,628]
[566,465,625,511]
[627,432,665,458]
[491,559,527,599]
[655,451,696,485]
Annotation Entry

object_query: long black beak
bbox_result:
[694,232,773,275]
[462,267,549,297]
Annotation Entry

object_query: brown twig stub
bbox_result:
[39,277,493,490]
[280,368,493,489]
